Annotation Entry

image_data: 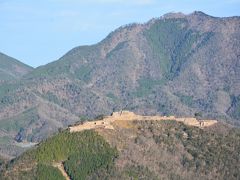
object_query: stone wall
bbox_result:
[69,111,218,133]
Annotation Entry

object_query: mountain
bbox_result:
[0,52,33,82]
[0,11,240,158]
[0,53,33,158]
[1,116,240,180]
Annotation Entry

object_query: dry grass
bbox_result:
[113,120,135,129]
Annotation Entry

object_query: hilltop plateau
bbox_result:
[1,112,239,180]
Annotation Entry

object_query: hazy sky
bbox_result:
[1,0,240,67]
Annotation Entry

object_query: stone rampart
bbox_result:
[69,111,218,133]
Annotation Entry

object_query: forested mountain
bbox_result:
[0,52,33,82]
[1,119,240,180]
[0,11,239,158]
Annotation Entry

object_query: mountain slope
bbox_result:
[1,119,240,180]
[0,52,33,81]
[0,11,239,158]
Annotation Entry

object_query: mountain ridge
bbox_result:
[0,52,33,82]
[0,11,239,158]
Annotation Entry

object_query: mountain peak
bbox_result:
[192,11,207,16]
[0,52,33,81]
[161,12,186,19]
[190,11,216,18]
[160,11,214,20]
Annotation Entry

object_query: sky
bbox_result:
[1,0,240,67]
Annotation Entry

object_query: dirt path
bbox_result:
[53,162,70,180]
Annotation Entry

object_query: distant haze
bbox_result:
[1,0,240,67]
